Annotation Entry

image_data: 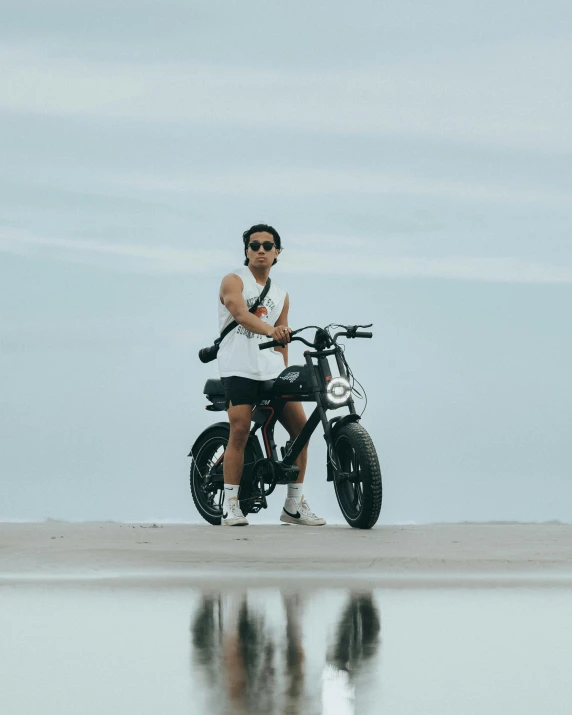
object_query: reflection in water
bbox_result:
[327,594,381,673]
[190,590,381,715]
[324,594,381,714]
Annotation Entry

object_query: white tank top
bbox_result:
[217,267,287,380]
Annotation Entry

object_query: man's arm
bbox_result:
[220,275,291,343]
[273,293,290,367]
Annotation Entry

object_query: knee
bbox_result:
[229,422,250,447]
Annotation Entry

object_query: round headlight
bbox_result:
[326,377,352,405]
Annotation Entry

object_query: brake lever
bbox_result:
[339,322,373,331]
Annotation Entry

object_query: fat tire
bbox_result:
[332,422,382,529]
[189,424,260,525]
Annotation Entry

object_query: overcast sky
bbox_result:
[1,0,571,524]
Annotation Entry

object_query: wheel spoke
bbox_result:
[334,433,368,521]
[193,438,227,517]
[352,481,363,509]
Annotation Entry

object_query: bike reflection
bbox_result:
[189,590,381,715]
[323,593,382,714]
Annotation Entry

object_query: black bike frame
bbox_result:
[250,344,357,467]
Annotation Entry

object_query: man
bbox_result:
[190,590,307,712]
[217,223,326,527]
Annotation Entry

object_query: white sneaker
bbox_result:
[222,496,249,526]
[280,496,326,526]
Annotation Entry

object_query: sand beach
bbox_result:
[2,523,572,715]
[1,521,571,583]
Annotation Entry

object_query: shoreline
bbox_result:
[2,522,572,585]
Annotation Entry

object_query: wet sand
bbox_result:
[2,524,572,714]
[1,522,571,583]
[2,583,571,715]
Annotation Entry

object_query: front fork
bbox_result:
[250,350,360,483]
[325,413,361,481]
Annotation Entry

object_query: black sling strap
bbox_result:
[216,278,272,347]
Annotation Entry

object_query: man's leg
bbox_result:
[278,402,326,526]
[222,402,253,526]
[224,402,254,485]
[278,401,309,484]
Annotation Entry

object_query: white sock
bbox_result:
[224,484,239,504]
[287,483,302,502]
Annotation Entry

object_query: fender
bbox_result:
[326,413,361,482]
[329,413,361,434]
[188,421,229,458]
[188,421,264,463]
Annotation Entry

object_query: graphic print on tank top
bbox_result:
[217,267,287,380]
[236,296,277,340]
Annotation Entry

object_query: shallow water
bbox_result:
[1,584,571,715]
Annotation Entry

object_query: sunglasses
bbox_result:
[248,241,276,252]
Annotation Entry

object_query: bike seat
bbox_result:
[258,380,276,395]
[203,378,224,395]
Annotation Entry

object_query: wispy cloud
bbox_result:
[111,168,571,207]
[6,162,566,209]
[281,253,572,284]
[0,229,233,272]
[1,40,570,152]
[0,318,209,353]
[2,228,571,284]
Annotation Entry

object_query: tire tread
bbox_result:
[333,422,382,529]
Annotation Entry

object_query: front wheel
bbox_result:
[331,422,382,529]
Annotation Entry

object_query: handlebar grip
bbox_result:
[354,332,373,338]
[259,340,282,350]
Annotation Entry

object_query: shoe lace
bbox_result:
[300,499,317,518]
[228,498,244,518]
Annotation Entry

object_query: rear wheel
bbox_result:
[189,424,260,525]
[332,422,382,529]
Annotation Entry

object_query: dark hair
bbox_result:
[242,223,282,266]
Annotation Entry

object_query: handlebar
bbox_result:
[259,326,373,351]
[259,334,316,351]
[259,339,285,350]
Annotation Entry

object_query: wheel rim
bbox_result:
[334,435,364,520]
[193,436,227,518]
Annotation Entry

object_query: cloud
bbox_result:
[2,228,571,284]
[0,228,234,272]
[111,168,571,207]
[0,319,209,353]
[280,252,572,284]
[6,161,566,209]
[1,40,570,153]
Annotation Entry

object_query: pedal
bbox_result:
[280,440,293,460]
[241,490,268,513]
[241,460,273,513]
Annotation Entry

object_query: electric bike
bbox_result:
[189,324,382,529]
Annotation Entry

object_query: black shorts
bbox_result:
[221,376,269,409]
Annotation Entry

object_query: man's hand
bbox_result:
[268,325,292,343]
